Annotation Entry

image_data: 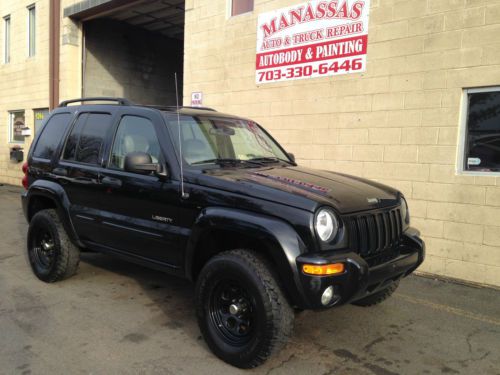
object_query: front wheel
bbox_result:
[195,249,294,368]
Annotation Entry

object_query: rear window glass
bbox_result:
[32,113,72,159]
[63,113,113,165]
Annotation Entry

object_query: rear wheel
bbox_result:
[352,280,400,307]
[195,249,294,368]
[27,209,80,282]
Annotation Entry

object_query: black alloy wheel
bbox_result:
[209,279,256,346]
[196,249,294,368]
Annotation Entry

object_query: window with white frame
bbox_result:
[4,15,10,63]
[458,87,500,174]
[230,0,253,16]
[9,110,26,143]
[28,4,36,57]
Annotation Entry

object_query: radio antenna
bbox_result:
[175,72,188,199]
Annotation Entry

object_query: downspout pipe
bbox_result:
[49,0,60,110]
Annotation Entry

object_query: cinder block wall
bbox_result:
[184,0,500,287]
[0,0,83,185]
[0,0,50,186]
[83,19,183,106]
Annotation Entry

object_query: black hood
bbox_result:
[186,165,401,214]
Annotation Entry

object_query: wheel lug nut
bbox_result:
[229,304,239,315]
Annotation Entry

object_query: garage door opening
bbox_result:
[80,0,184,106]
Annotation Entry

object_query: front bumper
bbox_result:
[295,227,425,309]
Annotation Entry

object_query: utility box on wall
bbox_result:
[10,146,24,163]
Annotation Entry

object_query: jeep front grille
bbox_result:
[347,207,403,258]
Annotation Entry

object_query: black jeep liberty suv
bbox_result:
[22,97,425,368]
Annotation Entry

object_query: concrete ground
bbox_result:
[0,184,499,375]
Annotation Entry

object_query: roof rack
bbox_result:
[58,98,217,112]
[142,105,217,112]
[180,106,217,111]
[58,97,133,107]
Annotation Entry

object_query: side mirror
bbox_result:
[287,152,296,163]
[124,152,161,175]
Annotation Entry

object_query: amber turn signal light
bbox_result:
[302,263,345,276]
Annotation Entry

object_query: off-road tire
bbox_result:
[352,280,400,307]
[195,249,294,368]
[27,209,80,282]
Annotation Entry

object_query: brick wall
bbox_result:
[0,0,50,185]
[184,0,500,286]
[83,19,183,106]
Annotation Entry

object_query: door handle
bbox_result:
[100,176,123,188]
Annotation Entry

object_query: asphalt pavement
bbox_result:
[0,185,499,375]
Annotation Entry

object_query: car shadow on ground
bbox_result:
[79,252,202,344]
[77,251,356,373]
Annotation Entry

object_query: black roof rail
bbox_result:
[180,106,217,111]
[141,105,217,112]
[58,97,133,107]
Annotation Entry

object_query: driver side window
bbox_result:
[110,115,161,170]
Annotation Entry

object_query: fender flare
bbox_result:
[185,207,309,307]
[24,180,83,247]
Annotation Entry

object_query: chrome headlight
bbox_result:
[401,197,410,225]
[314,208,339,242]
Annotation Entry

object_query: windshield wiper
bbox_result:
[191,158,262,167]
[249,156,293,165]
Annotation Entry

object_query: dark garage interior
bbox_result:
[80,0,185,106]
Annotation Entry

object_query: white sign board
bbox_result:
[191,92,203,107]
[21,127,32,136]
[256,0,371,84]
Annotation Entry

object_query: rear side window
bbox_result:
[63,113,113,164]
[32,113,72,159]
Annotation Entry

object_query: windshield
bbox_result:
[165,114,291,166]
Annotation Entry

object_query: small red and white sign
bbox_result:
[256,0,371,84]
[191,92,203,107]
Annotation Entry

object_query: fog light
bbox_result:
[321,286,334,306]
